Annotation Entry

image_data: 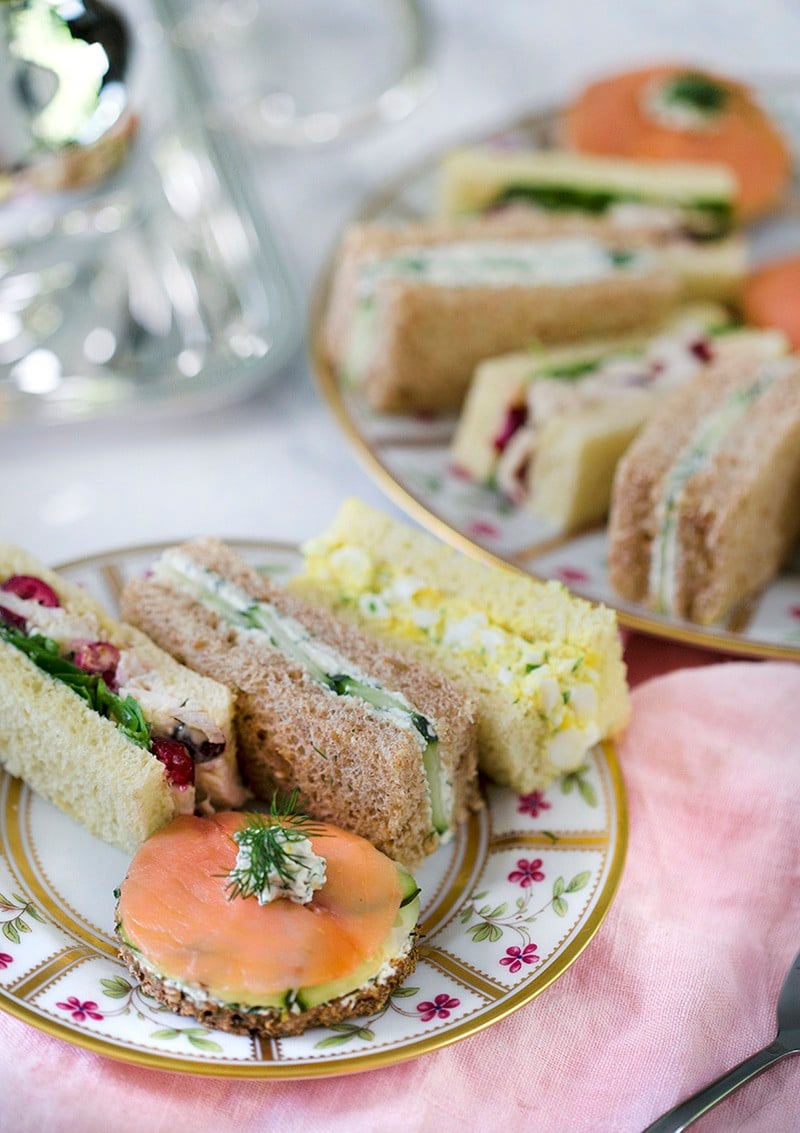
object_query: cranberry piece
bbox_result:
[493,405,528,453]
[72,641,120,687]
[0,604,27,631]
[1,575,60,607]
[152,738,195,788]
[689,339,714,363]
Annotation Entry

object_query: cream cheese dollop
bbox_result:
[229,826,327,906]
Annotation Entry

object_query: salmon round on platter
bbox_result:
[563,64,793,221]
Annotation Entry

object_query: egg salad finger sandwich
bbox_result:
[324,215,680,414]
[0,543,245,853]
[120,538,480,869]
[291,500,630,793]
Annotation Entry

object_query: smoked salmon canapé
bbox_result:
[742,256,800,350]
[115,806,421,1038]
[563,65,793,222]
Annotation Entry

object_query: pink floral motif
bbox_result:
[0,953,13,969]
[790,605,800,621]
[56,996,104,1022]
[517,790,551,818]
[416,993,460,1022]
[466,519,499,539]
[555,566,590,585]
[508,858,545,887]
[500,943,540,973]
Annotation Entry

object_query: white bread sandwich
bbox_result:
[324,214,681,414]
[451,305,788,531]
[438,147,747,303]
[291,499,630,793]
[120,538,480,870]
[0,543,245,853]
[440,148,737,234]
[116,805,421,1038]
[607,353,800,624]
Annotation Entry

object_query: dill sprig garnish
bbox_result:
[225,790,326,903]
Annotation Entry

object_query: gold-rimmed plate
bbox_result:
[311,96,800,661]
[0,540,626,1078]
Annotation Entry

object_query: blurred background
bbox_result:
[2,0,800,562]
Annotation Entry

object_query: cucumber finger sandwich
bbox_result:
[121,538,481,869]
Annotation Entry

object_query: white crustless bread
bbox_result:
[0,544,242,853]
[292,500,630,792]
[120,539,481,870]
[608,354,800,624]
[324,215,680,414]
[451,311,787,533]
[437,148,747,303]
[0,643,174,851]
[437,148,739,223]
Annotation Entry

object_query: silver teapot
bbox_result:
[0,0,134,194]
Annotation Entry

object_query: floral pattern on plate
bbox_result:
[0,540,626,1077]
[314,106,800,660]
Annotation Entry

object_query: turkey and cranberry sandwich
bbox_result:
[0,541,246,852]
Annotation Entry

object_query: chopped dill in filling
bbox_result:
[226,794,326,906]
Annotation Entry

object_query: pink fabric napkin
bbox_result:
[3,657,800,1133]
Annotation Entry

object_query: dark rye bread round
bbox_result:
[120,539,481,869]
[117,936,418,1038]
[608,352,800,623]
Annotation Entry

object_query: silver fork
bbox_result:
[642,946,800,1132]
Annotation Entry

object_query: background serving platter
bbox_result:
[311,94,800,661]
[0,540,626,1078]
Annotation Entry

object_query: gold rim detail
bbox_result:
[0,544,628,1078]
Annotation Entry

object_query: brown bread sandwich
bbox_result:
[120,538,480,869]
[608,353,800,623]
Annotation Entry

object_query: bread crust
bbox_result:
[117,937,418,1038]
[121,539,481,869]
[325,216,679,414]
[608,354,800,622]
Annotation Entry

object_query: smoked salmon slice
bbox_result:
[742,257,800,349]
[117,811,410,1004]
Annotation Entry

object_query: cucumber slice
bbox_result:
[295,866,420,1011]
[119,863,421,1016]
[397,862,421,910]
[422,740,448,836]
[117,923,292,1012]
